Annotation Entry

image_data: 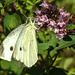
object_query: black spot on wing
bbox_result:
[10,46,13,51]
[20,47,22,51]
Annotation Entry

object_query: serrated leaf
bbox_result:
[4,13,21,31]
[5,0,16,4]
[38,42,50,54]
[66,24,75,30]
[1,60,10,69]
[50,34,75,57]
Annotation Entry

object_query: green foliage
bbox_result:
[66,24,75,30]
[50,34,75,57]
[38,30,45,42]
[38,42,50,53]
[0,60,24,75]
[16,0,41,16]
[0,34,5,40]
[5,0,16,5]
[60,58,73,69]
[53,0,75,13]
[1,60,11,69]
[4,13,21,31]
[0,3,3,7]
[1,9,4,15]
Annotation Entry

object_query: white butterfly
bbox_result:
[0,19,38,67]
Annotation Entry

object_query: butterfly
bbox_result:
[0,18,38,67]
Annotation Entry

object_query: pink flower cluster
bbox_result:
[35,1,70,40]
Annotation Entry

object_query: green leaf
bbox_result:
[10,61,18,73]
[1,33,5,40]
[38,32,58,54]
[66,24,75,30]
[38,42,50,54]
[5,0,16,5]
[0,3,3,7]
[38,30,45,42]
[63,58,73,69]
[27,0,33,5]
[1,9,4,15]
[1,60,10,69]
[48,33,58,47]
[35,0,41,4]
[50,34,75,57]
[4,13,21,31]
[25,6,33,10]
[16,64,24,75]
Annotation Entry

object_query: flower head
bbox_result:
[35,1,70,40]
[39,1,48,8]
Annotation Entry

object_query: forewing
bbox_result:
[0,24,25,61]
[23,24,38,67]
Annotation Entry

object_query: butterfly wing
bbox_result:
[0,24,25,61]
[23,23,38,67]
[13,25,28,62]
[13,23,38,67]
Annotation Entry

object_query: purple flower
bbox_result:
[48,20,57,32]
[60,11,67,17]
[39,1,48,8]
[54,28,59,33]
[59,29,64,32]
[35,15,48,27]
[59,8,63,12]
[66,13,70,16]
[50,20,56,26]
[35,10,41,15]
[57,22,66,27]
[48,20,56,27]
[40,15,48,22]
[56,33,65,40]
[58,15,63,22]
[37,22,43,25]
[35,1,71,40]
